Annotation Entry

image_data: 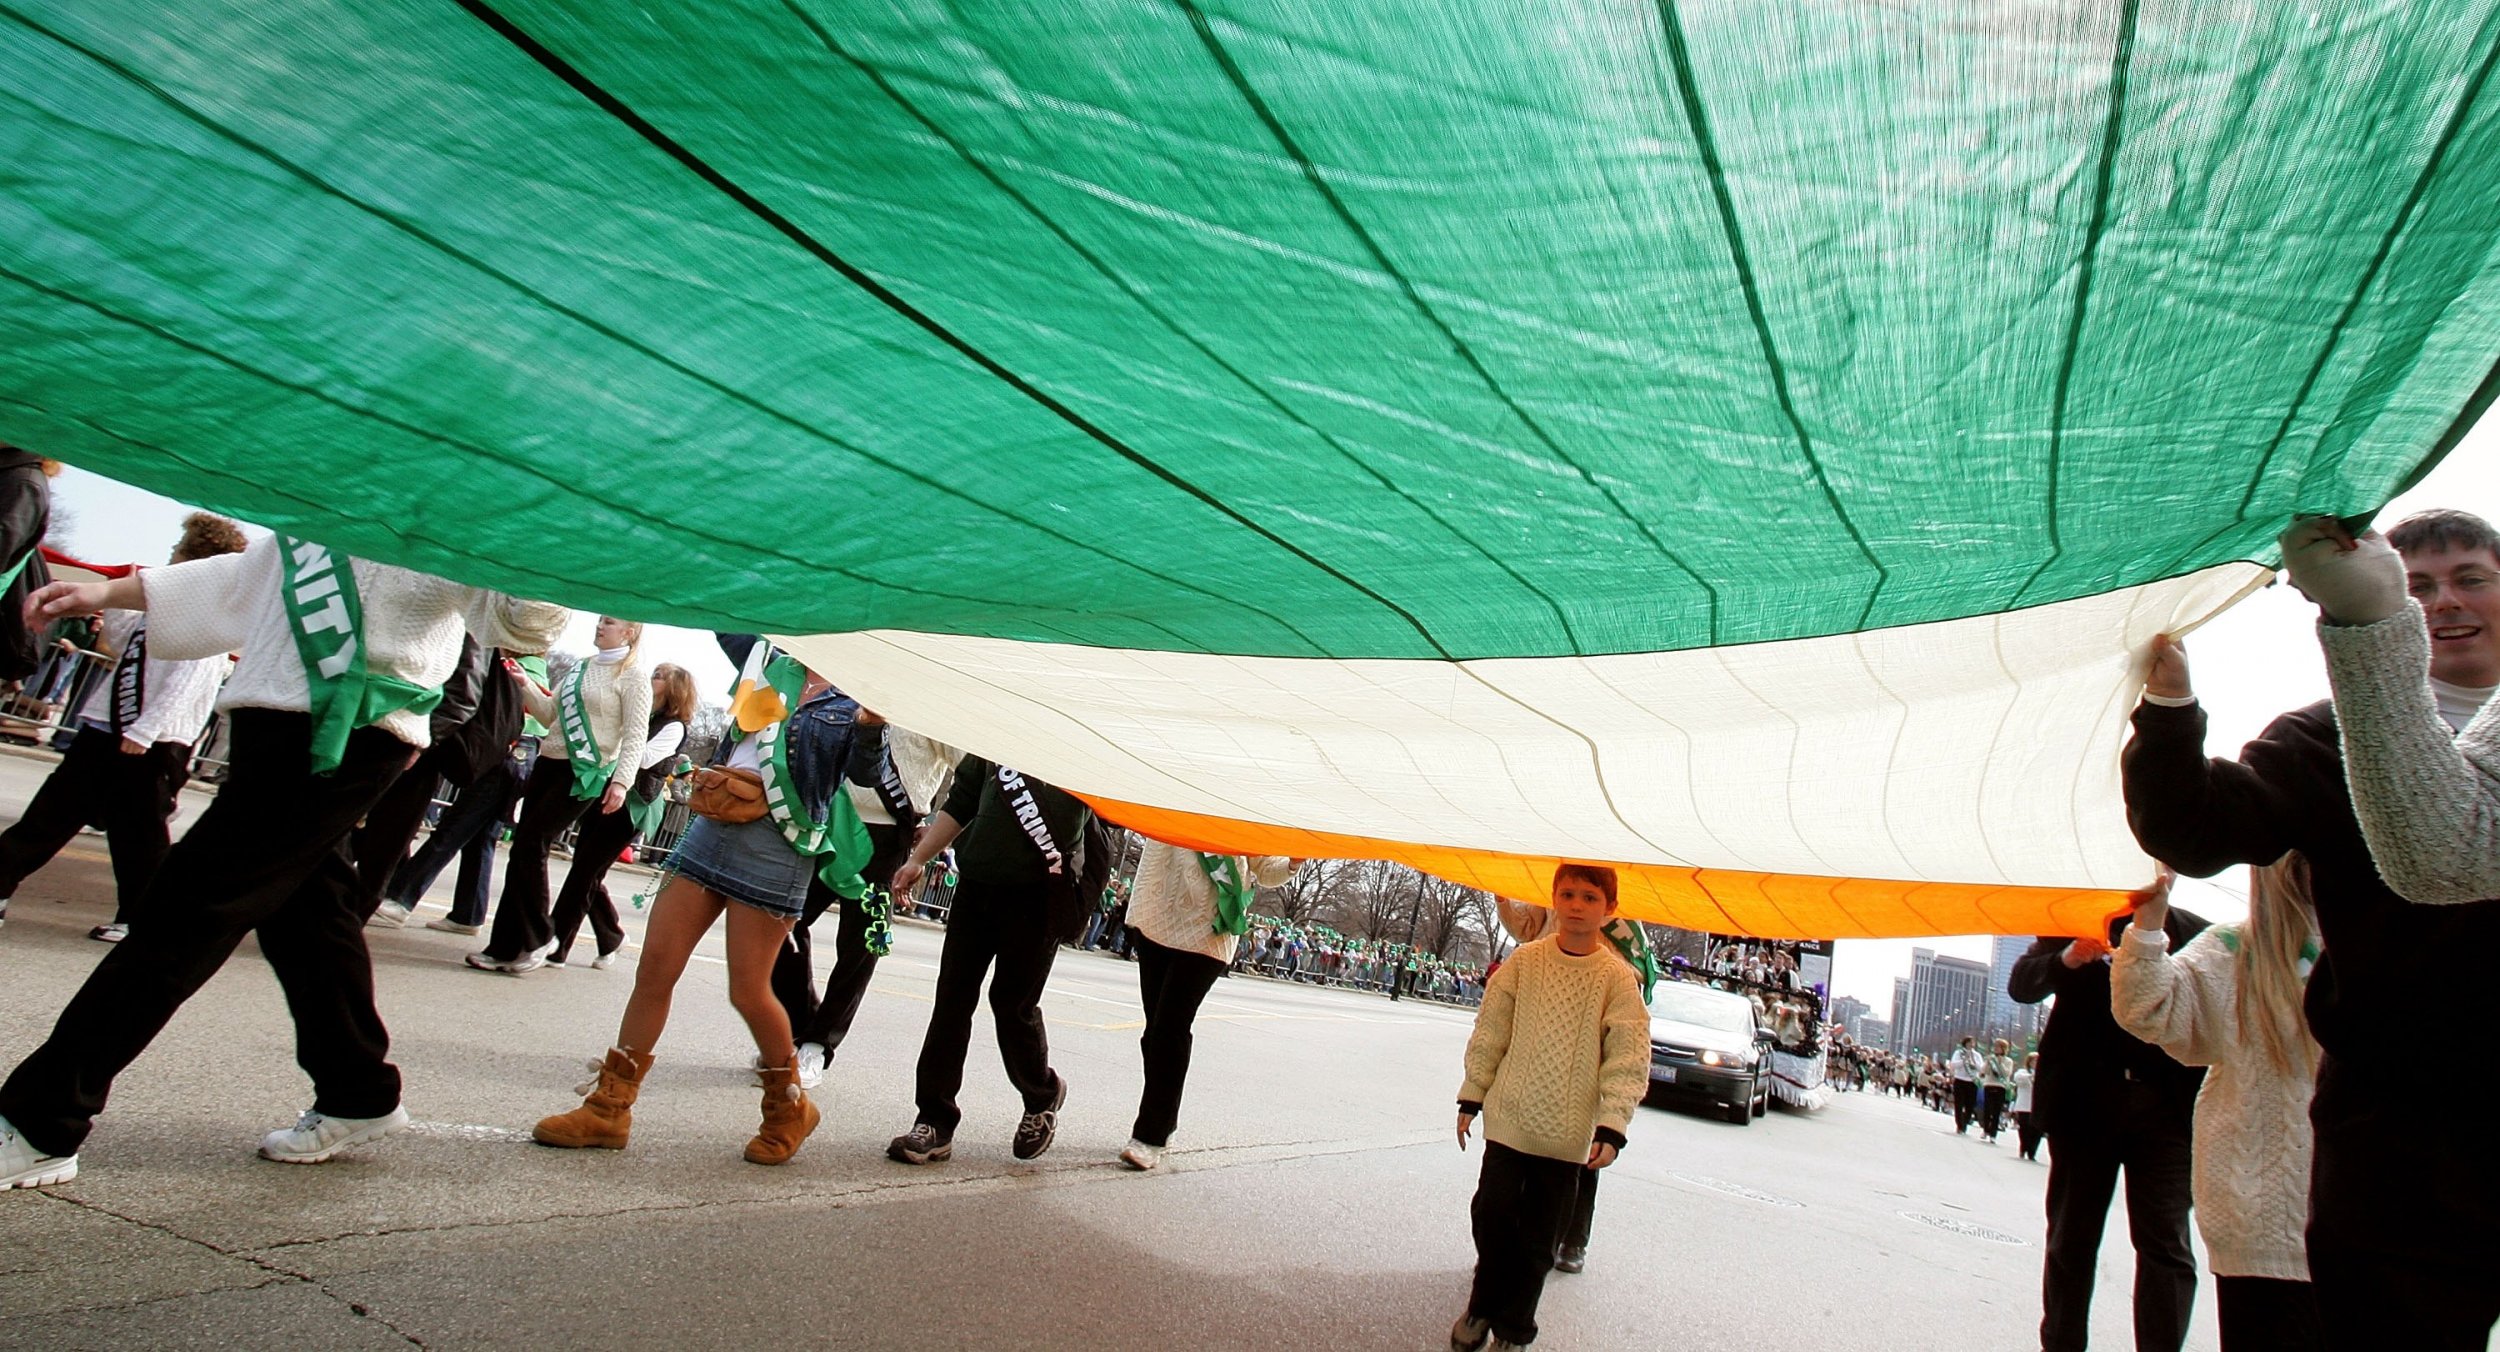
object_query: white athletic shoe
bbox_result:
[87,923,127,943]
[588,949,619,971]
[424,917,481,936]
[0,1114,77,1188]
[0,897,11,931]
[464,951,544,975]
[364,902,413,930]
[257,1105,411,1163]
[1118,1139,1165,1171]
[796,1043,827,1090]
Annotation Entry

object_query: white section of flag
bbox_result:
[779,563,2270,890]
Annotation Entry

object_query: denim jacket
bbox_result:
[715,633,858,826]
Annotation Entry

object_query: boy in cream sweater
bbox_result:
[1451,865,1650,1350]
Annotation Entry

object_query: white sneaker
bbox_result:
[465,951,544,975]
[424,917,481,935]
[796,1043,827,1090]
[588,949,619,971]
[0,1114,77,1188]
[258,1105,410,1163]
[1117,1139,1164,1171]
[365,902,412,930]
[0,898,11,930]
[87,923,128,943]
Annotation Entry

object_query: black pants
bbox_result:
[0,712,408,1156]
[2039,1087,2197,1352]
[1979,1083,2008,1139]
[0,726,188,925]
[1951,1077,1977,1132]
[912,872,1060,1134]
[1467,1141,1581,1346]
[2214,1276,2323,1352]
[387,754,522,926]
[349,743,445,916]
[480,760,595,960]
[1131,933,1226,1146]
[2015,1109,2044,1161]
[2309,1059,2500,1351]
[1560,1163,1598,1252]
[773,821,907,1051]
[546,798,637,962]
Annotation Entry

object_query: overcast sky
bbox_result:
[46,423,2500,1008]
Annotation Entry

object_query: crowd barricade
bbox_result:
[1,647,233,783]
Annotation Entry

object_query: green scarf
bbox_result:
[279,537,441,773]
[1196,851,1257,936]
[751,684,875,897]
[556,659,617,800]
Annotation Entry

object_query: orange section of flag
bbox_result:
[1080,795,2132,942]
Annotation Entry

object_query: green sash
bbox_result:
[751,683,874,897]
[1602,916,1662,1002]
[279,538,441,773]
[0,542,35,595]
[1195,851,1257,936]
[556,660,616,800]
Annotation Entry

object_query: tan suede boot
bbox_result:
[533,1047,654,1149]
[744,1064,821,1165]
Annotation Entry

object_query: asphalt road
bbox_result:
[0,750,2231,1350]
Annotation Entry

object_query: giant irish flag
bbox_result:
[5,2,2499,936]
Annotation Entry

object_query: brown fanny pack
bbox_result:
[687,766,767,823]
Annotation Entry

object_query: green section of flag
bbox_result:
[5,3,2500,659]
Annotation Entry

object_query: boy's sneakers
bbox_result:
[1011,1074,1066,1160]
[0,897,10,930]
[1552,1243,1586,1274]
[87,923,127,943]
[886,1123,953,1166]
[364,901,413,930]
[1117,1139,1164,1171]
[425,917,482,935]
[795,1043,827,1090]
[258,1105,411,1163]
[464,950,543,975]
[1449,1315,1491,1352]
[0,1114,76,1188]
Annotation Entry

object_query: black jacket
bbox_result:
[0,451,54,681]
[2009,907,2209,1139]
[432,646,531,787]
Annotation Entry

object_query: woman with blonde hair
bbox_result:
[2111,860,2324,1351]
[546,662,696,968]
[469,616,650,974]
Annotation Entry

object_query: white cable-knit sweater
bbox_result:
[2110,924,2316,1280]
[1459,936,1650,1164]
[523,658,651,793]
[2315,602,2500,903]
[1124,842,1295,963]
[139,535,568,749]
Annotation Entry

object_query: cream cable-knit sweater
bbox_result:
[1124,842,1295,963]
[2315,603,2500,904]
[2110,924,2316,1280]
[523,657,651,792]
[141,536,568,749]
[1460,936,1650,1164]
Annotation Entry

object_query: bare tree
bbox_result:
[1262,856,1354,925]
[681,699,730,765]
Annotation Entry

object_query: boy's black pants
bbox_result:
[0,725,188,924]
[1951,1077,1977,1131]
[912,871,1061,1134]
[1468,1140,1582,1346]
[0,711,408,1156]
[1131,933,1226,1146]
[546,799,637,962]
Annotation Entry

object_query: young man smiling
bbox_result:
[2123,508,2500,1350]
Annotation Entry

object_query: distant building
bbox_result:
[1984,933,2046,1045]
[1898,947,1991,1055]
[1890,977,1911,1054]
[1830,995,1870,1040]
[1856,1018,1890,1052]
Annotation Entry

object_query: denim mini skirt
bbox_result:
[666,814,809,919]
